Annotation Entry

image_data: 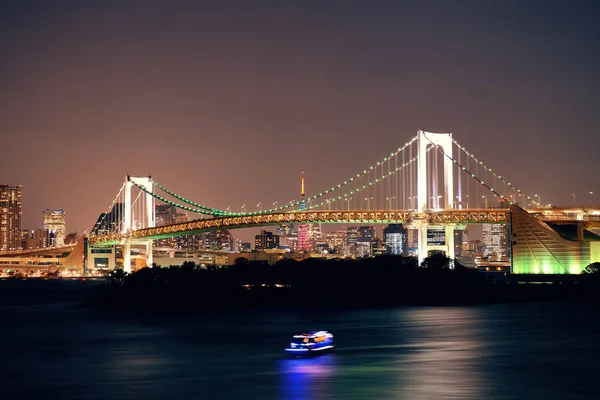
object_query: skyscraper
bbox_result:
[255,229,280,250]
[0,185,22,252]
[42,209,66,247]
[482,223,509,261]
[383,224,408,255]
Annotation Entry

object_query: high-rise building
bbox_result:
[453,229,464,259]
[23,229,53,249]
[203,230,234,251]
[255,229,280,250]
[356,237,371,257]
[324,231,346,254]
[155,204,177,226]
[355,225,376,257]
[407,228,419,248]
[345,226,360,256]
[370,238,385,257]
[276,224,298,251]
[359,226,376,240]
[0,185,22,251]
[42,209,66,247]
[482,223,509,261]
[383,224,408,255]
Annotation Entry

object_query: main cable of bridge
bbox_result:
[91,182,126,234]
[142,135,420,217]
[421,131,541,207]
[450,137,541,207]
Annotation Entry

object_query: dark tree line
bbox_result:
[87,256,600,311]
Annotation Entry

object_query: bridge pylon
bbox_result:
[123,175,155,272]
[415,130,457,264]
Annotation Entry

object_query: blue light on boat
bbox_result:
[285,331,335,356]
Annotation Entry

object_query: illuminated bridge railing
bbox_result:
[428,209,509,224]
[88,209,515,246]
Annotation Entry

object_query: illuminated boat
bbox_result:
[285,331,335,356]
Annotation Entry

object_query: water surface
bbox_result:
[0,279,598,399]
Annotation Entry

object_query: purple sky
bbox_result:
[1,0,599,239]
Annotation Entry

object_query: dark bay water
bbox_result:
[0,279,599,399]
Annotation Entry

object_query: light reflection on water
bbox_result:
[399,308,488,399]
[279,354,337,400]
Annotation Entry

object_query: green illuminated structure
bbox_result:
[511,205,600,274]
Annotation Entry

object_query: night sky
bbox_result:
[1,0,599,238]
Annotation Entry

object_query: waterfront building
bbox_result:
[42,209,66,247]
[0,185,22,251]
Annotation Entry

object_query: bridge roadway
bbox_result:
[87,206,600,246]
[0,244,77,257]
[86,207,590,246]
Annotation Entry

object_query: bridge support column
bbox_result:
[446,225,455,262]
[418,222,428,265]
[417,223,457,266]
[123,176,132,234]
[123,240,131,273]
[146,240,153,268]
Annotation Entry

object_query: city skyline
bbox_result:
[1,1,599,236]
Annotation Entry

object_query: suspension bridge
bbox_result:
[73,130,599,276]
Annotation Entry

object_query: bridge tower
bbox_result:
[415,130,457,263]
[123,175,155,273]
[297,172,309,252]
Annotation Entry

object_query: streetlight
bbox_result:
[257,202,262,212]
[481,195,487,208]
[386,196,395,210]
[241,204,246,213]
[273,201,278,211]
[534,194,540,207]
[590,192,594,207]
[572,193,576,206]
[346,197,352,210]
[365,197,373,210]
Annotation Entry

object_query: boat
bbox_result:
[285,331,335,356]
